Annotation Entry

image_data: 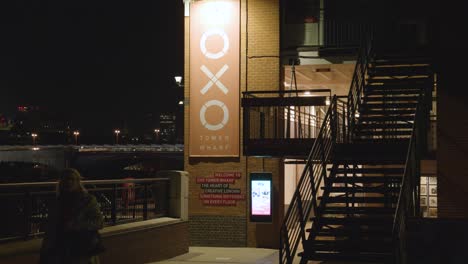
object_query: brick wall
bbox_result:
[190,215,246,246]
[437,86,468,217]
[184,0,281,248]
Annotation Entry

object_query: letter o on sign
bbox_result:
[200,100,229,131]
[200,29,229,60]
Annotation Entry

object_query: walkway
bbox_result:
[148,247,384,264]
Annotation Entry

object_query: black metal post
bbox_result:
[111,184,117,225]
[143,184,148,220]
[23,191,32,239]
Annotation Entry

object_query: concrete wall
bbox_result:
[0,219,189,264]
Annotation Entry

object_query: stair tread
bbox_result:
[364,88,423,95]
[359,115,415,121]
[367,78,430,85]
[372,61,431,67]
[302,251,393,263]
[321,196,398,203]
[363,95,419,102]
[334,167,404,174]
[330,177,402,184]
[314,226,394,236]
[355,130,413,136]
[356,123,413,129]
[360,109,416,115]
[360,103,418,109]
[369,67,432,77]
[321,186,401,193]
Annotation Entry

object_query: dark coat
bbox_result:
[39,192,104,264]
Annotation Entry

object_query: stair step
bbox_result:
[356,123,413,129]
[359,115,415,122]
[320,196,398,204]
[373,57,431,66]
[352,138,412,144]
[360,109,416,116]
[311,239,393,253]
[304,252,394,263]
[359,102,418,109]
[321,186,401,193]
[314,225,394,236]
[319,206,396,215]
[330,176,402,183]
[355,130,413,136]
[367,77,431,86]
[334,167,404,174]
[373,51,430,60]
[311,216,394,226]
[364,88,423,96]
[363,95,419,102]
[369,65,432,77]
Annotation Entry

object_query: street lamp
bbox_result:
[174,76,183,87]
[73,131,80,145]
[114,129,120,145]
[31,133,37,145]
[154,128,160,143]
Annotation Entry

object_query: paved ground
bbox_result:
[148,247,384,264]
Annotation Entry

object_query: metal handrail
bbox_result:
[392,89,429,263]
[0,178,171,242]
[346,32,374,142]
[279,30,372,263]
[279,96,345,264]
[0,178,169,188]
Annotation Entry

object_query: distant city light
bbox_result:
[178,100,184,105]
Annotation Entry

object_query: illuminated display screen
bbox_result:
[251,180,271,215]
[250,172,272,222]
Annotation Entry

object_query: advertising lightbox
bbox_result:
[250,172,272,222]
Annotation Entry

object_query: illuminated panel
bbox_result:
[250,172,273,222]
[189,0,240,157]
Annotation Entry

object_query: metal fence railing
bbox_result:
[0,178,170,242]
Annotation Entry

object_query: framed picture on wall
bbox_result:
[421,177,427,184]
[421,185,427,195]
[420,197,427,206]
[429,185,437,195]
[421,206,428,217]
[428,208,437,217]
[429,197,437,207]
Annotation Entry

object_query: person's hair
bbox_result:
[56,168,87,196]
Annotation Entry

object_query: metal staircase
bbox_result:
[280,33,433,264]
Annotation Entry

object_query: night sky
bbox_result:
[0,1,184,139]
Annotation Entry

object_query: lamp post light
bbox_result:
[73,131,80,145]
[154,128,160,143]
[174,76,183,87]
[114,129,120,145]
[31,133,37,145]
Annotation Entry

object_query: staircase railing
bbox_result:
[346,32,374,142]
[392,88,430,263]
[279,96,345,264]
[280,31,372,264]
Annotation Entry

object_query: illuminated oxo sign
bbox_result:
[190,1,239,157]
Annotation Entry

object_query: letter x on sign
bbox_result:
[200,64,229,95]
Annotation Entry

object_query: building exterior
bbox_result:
[182,0,465,258]
[160,113,177,144]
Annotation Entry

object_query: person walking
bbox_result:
[40,168,105,264]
